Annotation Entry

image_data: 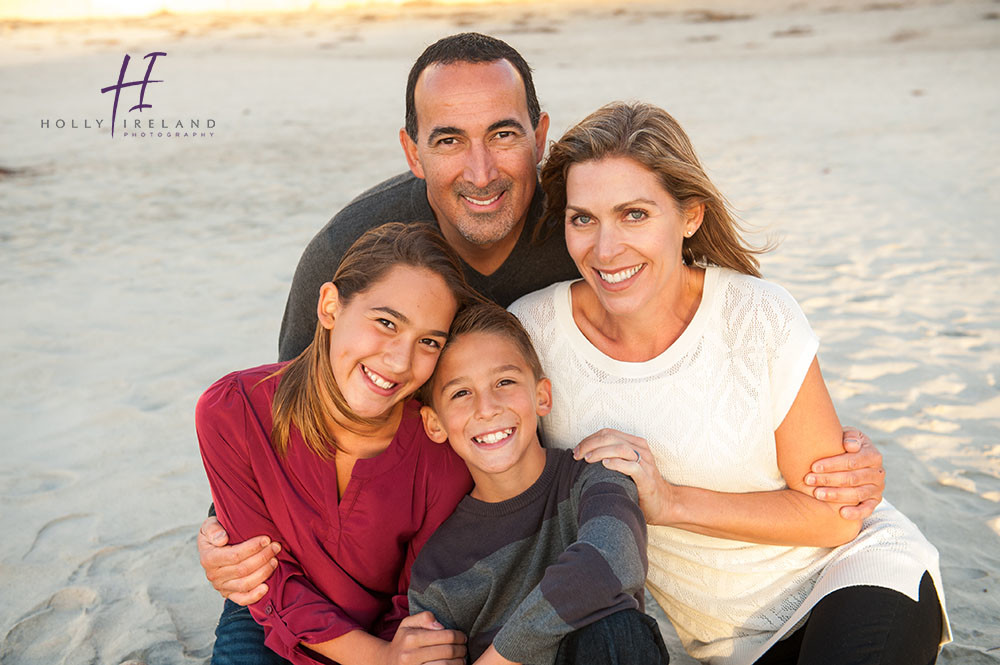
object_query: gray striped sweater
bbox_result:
[408,448,648,665]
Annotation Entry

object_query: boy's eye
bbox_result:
[450,389,470,400]
[497,378,516,387]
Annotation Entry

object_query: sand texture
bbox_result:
[1,1,998,663]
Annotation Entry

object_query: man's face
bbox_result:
[400,59,550,258]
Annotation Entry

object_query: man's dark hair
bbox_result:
[404,32,541,141]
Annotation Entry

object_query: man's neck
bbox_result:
[437,218,525,277]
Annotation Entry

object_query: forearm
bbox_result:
[661,483,861,547]
[303,629,387,665]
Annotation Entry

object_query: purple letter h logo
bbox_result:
[100,52,167,137]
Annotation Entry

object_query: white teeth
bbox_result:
[473,428,514,445]
[363,365,396,390]
[598,264,644,284]
[463,193,500,206]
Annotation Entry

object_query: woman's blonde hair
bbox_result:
[269,222,478,459]
[539,101,766,277]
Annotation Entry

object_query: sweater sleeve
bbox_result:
[195,377,363,662]
[492,464,648,664]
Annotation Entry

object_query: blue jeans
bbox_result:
[211,600,291,665]
[554,609,670,665]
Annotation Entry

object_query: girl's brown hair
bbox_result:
[538,101,767,277]
[269,222,477,459]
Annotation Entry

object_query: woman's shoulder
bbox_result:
[710,267,804,312]
[197,362,286,420]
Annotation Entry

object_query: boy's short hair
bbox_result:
[420,302,544,406]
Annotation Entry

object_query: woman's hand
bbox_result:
[197,516,280,605]
[378,612,467,665]
[805,427,886,520]
[573,428,672,524]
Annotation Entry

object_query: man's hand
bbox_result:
[197,516,280,606]
[804,427,885,520]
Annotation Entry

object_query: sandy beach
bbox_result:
[1,1,998,663]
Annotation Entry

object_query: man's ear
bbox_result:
[533,112,551,165]
[399,128,425,180]
[420,404,449,443]
[317,282,340,330]
[535,377,553,417]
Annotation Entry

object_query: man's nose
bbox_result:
[463,142,498,190]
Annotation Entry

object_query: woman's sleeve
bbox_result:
[195,376,363,661]
[372,440,471,640]
[759,281,821,428]
[492,464,647,664]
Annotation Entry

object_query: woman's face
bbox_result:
[322,264,459,419]
[564,156,701,318]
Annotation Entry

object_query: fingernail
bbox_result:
[260,537,271,547]
[813,464,825,473]
[584,453,591,462]
[210,533,225,544]
[271,543,281,554]
[431,621,444,630]
[805,475,816,486]
[816,489,828,500]
[270,559,278,569]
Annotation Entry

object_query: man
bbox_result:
[199,32,886,665]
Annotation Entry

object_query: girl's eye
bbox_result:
[420,338,442,349]
[377,318,396,330]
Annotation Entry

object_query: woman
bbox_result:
[509,102,950,665]
[197,223,476,665]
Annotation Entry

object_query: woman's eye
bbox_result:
[626,210,646,221]
[569,214,592,226]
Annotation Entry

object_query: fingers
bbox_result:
[201,535,281,598]
[227,583,269,607]
[574,429,649,463]
[215,550,280,596]
[204,535,278,569]
[403,611,445,631]
[199,516,229,546]
[839,498,879,521]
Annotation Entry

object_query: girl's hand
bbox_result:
[573,428,672,525]
[380,612,467,665]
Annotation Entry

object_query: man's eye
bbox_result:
[437,137,457,146]
[496,131,515,139]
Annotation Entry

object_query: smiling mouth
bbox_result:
[361,364,398,391]
[472,427,515,446]
[461,191,503,208]
[597,264,645,284]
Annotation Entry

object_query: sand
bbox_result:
[1,1,997,663]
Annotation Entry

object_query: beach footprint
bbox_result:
[0,586,98,665]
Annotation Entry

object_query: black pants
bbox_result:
[554,609,670,665]
[755,572,942,665]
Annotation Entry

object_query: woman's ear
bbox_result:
[684,202,705,237]
[535,377,553,417]
[317,282,340,330]
[420,405,449,444]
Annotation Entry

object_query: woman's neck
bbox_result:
[325,401,405,459]
[573,265,706,362]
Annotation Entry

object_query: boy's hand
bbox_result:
[804,427,885,520]
[573,428,671,525]
[473,644,520,665]
[197,516,280,605]
[382,612,467,665]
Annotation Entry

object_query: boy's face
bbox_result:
[421,331,552,502]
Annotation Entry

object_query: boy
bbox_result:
[411,303,670,665]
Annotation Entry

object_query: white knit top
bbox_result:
[509,266,949,665]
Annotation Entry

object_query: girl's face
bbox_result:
[563,156,702,319]
[320,264,459,419]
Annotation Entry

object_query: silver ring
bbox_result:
[633,449,641,464]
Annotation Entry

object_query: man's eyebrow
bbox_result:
[426,126,465,145]
[487,119,526,134]
[372,306,449,338]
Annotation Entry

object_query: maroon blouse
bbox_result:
[196,363,472,663]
